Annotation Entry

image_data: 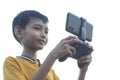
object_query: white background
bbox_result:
[0,0,120,80]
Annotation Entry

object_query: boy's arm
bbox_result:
[78,68,88,80]
[77,54,92,80]
[32,36,85,80]
[77,44,93,80]
[32,52,57,80]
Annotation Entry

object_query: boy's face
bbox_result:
[21,18,48,51]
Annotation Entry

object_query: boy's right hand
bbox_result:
[50,36,83,59]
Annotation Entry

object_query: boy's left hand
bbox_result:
[77,44,93,70]
[77,54,92,70]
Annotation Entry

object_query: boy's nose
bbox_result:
[41,32,46,38]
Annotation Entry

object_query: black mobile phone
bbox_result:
[66,12,93,42]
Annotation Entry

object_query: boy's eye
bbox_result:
[45,30,48,35]
[33,26,41,30]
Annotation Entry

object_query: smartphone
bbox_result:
[66,12,93,42]
[66,12,81,36]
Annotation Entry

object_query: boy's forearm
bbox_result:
[78,69,88,80]
[32,52,57,80]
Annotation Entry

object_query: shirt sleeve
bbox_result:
[3,56,26,80]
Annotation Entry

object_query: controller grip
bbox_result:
[58,54,70,62]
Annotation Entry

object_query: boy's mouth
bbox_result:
[38,39,46,45]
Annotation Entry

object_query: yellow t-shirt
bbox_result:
[3,56,60,80]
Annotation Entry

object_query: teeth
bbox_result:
[38,39,46,45]
[39,41,45,45]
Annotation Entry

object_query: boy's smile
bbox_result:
[37,39,46,46]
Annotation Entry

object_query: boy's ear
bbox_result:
[14,26,24,39]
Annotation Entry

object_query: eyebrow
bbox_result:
[34,24,49,30]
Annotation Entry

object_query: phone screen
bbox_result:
[66,12,81,36]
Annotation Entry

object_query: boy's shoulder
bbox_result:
[4,56,16,62]
[3,56,18,66]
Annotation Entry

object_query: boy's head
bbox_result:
[12,10,49,44]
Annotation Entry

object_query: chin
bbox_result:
[36,44,46,50]
[38,46,44,50]
[39,47,43,50]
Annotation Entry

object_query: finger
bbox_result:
[65,44,76,55]
[78,58,92,64]
[63,36,77,41]
[78,54,92,61]
[66,38,83,45]
[86,43,94,51]
[77,57,92,65]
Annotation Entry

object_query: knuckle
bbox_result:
[64,44,69,48]
[61,39,67,44]
[87,55,90,58]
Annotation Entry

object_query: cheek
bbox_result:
[46,37,48,44]
[43,35,48,45]
[27,32,36,39]
[23,32,37,42]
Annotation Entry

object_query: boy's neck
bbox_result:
[21,49,37,60]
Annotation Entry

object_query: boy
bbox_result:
[3,10,93,80]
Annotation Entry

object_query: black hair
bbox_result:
[12,10,49,44]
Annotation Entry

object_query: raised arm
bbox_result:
[77,45,93,80]
[32,36,81,80]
